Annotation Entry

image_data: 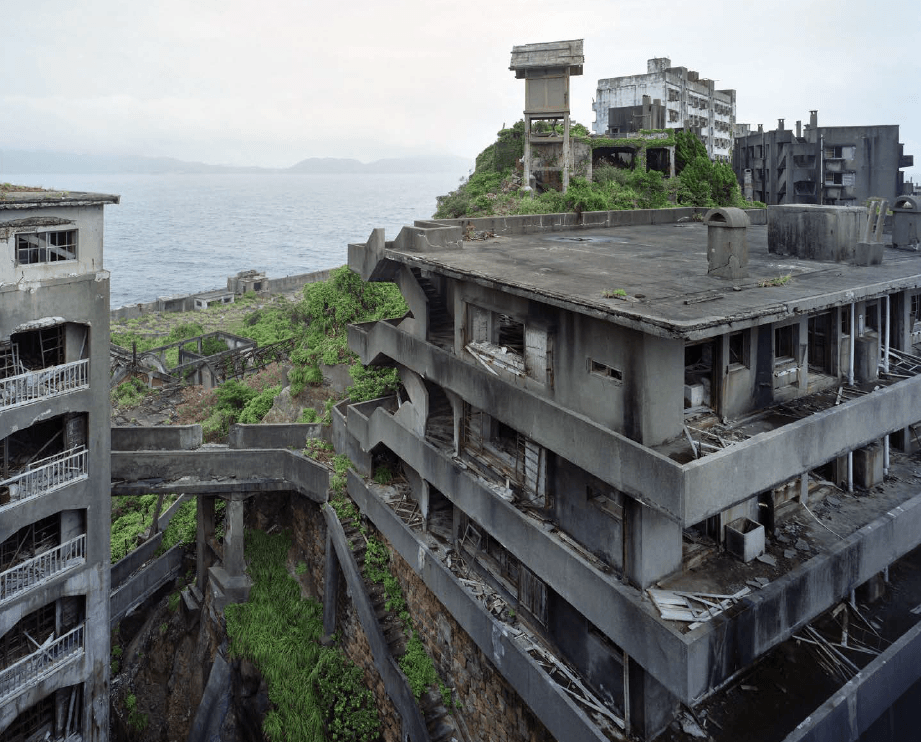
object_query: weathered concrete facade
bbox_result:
[346,205,921,739]
[0,190,118,741]
[593,57,736,160]
[733,112,914,206]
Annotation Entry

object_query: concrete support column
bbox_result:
[628,657,678,740]
[523,114,532,190]
[626,498,682,588]
[562,114,571,193]
[196,495,216,592]
[322,532,340,639]
[223,495,246,577]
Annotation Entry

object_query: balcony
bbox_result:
[0,359,88,411]
[0,624,84,704]
[0,447,88,511]
[0,535,86,605]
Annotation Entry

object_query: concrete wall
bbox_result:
[783,600,921,742]
[0,204,105,284]
[228,423,328,450]
[323,507,430,742]
[110,268,335,320]
[110,544,184,626]
[112,425,202,451]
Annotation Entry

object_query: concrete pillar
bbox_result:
[60,509,83,542]
[705,207,750,279]
[322,533,339,639]
[562,114,571,193]
[223,495,246,577]
[626,499,682,588]
[628,658,678,740]
[196,496,216,591]
[523,114,532,190]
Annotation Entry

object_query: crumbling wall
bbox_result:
[388,544,552,742]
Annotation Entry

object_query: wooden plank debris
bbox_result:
[648,587,751,624]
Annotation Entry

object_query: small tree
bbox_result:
[675,130,708,174]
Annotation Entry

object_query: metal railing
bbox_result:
[0,359,89,410]
[0,534,86,604]
[0,447,88,510]
[0,624,84,703]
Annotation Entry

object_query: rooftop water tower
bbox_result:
[509,39,584,193]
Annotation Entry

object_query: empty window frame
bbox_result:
[774,324,797,362]
[589,358,623,383]
[728,331,749,368]
[807,313,833,374]
[15,230,77,264]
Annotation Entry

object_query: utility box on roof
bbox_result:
[892,195,920,251]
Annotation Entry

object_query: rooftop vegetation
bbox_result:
[434,122,761,219]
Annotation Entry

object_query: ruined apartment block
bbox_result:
[0,189,118,742]
[733,111,914,206]
[345,202,921,740]
[592,57,737,160]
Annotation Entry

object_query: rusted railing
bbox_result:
[0,534,86,604]
[0,447,88,510]
[0,359,89,410]
[0,624,84,702]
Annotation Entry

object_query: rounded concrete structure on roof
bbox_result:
[893,196,919,211]
[703,207,750,228]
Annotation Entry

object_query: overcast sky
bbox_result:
[3,0,918,180]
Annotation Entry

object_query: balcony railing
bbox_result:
[0,447,88,510]
[0,624,84,703]
[0,359,89,410]
[0,534,86,604]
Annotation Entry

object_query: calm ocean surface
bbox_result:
[5,171,466,308]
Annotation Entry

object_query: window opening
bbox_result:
[728,331,748,368]
[11,325,65,370]
[774,324,796,361]
[0,513,60,573]
[590,359,623,382]
[497,315,524,354]
[807,313,833,374]
[15,230,77,264]
[684,341,715,408]
[0,602,56,668]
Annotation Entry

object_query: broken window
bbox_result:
[15,230,77,264]
[458,515,548,626]
[808,313,833,374]
[774,324,796,362]
[10,324,66,371]
[589,359,623,383]
[466,305,551,385]
[0,513,60,573]
[4,694,54,742]
[728,331,749,368]
[0,601,56,667]
[461,404,549,508]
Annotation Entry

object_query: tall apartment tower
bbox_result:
[592,57,736,160]
[0,188,118,742]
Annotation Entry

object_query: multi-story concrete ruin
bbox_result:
[733,111,914,206]
[344,202,921,740]
[592,57,736,160]
[0,188,118,741]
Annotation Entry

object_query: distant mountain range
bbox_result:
[0,149,472,176]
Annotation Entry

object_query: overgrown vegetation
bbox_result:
[435,122,756,219]
[225,529,380,742]
[110,495,173,562]
[112,377,150,409]
[124,693,148,733]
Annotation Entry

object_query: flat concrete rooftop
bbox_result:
[387,221,921,339]
[0,185,120,208]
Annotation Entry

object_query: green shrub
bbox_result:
[238,384,281,424]
[112,377,149,409]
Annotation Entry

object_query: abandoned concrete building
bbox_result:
[343,202,921,740]
[733,112,914,206]
[592,57,736,160]
[0,189,118,741]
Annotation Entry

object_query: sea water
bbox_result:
[4,171,466,308]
